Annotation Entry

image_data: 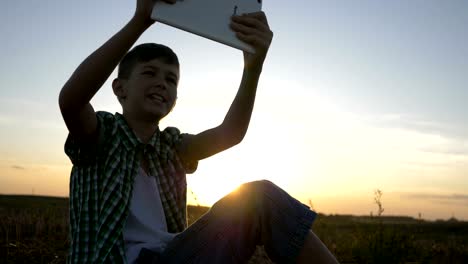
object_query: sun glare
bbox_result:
[187,170,242,206]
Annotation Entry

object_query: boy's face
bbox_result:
[115,58,179,122]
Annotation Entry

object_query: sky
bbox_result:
[0,0,467,221]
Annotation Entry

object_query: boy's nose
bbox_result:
[153,81,167,91]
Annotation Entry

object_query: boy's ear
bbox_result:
[112,78,127,103]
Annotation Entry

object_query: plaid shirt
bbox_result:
[65,111,197,263]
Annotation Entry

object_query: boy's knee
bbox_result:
[211,180,284,221]
[237,180,279,201]
[214,180,280,210]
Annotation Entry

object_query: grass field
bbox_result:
[1,195,467,263]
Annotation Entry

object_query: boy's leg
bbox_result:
[138,180,320,263]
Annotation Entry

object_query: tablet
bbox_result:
[151,0,262,53]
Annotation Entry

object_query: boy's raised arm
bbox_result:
[177,12,273,162]
[58,0,175,142]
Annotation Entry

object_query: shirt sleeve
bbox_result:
[161,127,199,174]
[64,111,115,166]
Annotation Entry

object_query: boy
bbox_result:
[59,0,338,263]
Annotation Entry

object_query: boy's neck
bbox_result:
[122,112,159,144]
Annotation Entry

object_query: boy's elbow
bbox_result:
[229,130,246,147]
[58,89,67,111]
[219,123,247,148]
[58,85,79,114]
[58,85,72,110]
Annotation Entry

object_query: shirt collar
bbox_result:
[115,112,161,152]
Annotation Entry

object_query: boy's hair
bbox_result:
[118,43,179,79]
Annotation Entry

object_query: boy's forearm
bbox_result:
[221,68,262,143]
[59,17,150,110]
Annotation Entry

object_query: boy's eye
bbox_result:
[143,71,155,76]
[167,78,177,84]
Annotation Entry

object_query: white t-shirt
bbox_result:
[123,167,177,264]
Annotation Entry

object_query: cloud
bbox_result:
[368,113,468,142]
[419,145,468,156]
[363,113,468,158]
[403,161,451,168]
[11,165,25,170]
[403,193,468,207]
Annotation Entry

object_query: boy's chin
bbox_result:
[144,108,169,122]
[127,104,171,123]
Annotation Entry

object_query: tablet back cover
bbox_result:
[151,0,262,53]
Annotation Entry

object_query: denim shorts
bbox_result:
[136,180,316,264]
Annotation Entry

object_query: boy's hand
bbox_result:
[134,0,176,27]
[230,12,273,72]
